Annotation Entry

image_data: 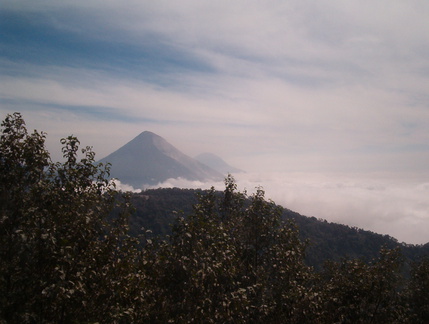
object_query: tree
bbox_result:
[319,247,405,323]
[142,175,316,323]
[4,113,427,323]
[407,257,429,323]
[0,113,142,323]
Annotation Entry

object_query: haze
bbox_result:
[1,1,428,244]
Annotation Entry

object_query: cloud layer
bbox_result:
[145,172,429,245]
[1,1,428,244]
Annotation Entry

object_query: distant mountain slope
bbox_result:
[195,152,244,174]
[127,188,429,270]
[99,131,223,188]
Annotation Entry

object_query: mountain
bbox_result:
[127,188,429,270]
[195,152,244,174]
[99,131,223,188]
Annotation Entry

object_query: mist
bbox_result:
[133,171,429,245]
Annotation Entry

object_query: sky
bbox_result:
[1,0,429,244]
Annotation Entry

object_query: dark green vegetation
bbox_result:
[1,113,429,323]
[129,188,429,271]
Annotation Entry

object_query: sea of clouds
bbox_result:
[115,172,429,245]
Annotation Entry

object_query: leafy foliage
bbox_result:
[319,247,406,323]
[407,257,429,323]
[0,113,141,323]
[1,113,429,323]
[140,177,316,323]
[127,189,428,270]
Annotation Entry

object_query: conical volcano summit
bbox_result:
[99,131,224,188]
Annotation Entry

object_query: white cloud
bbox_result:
[145,177,225,191]
[235,172,429,245]
[128,171,429,245]
[113,179,142,193]
[1,0,429,244]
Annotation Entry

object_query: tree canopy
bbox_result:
[1,113,428,323]
[0,113,140,322]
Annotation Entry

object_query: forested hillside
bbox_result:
[2,113,429,323]
[128,188,429,270]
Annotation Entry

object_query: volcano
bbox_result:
[99,131,224,188]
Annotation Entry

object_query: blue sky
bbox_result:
[1,0,429,243]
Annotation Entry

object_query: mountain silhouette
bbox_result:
[99,131,223,188]
[195,152,244,175]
